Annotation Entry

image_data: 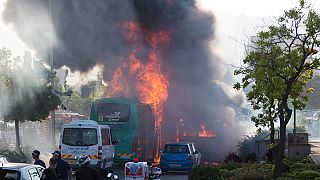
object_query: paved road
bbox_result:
[70,166,189,180]
[113,168,189,180]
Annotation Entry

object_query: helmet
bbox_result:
[78,155,90,166]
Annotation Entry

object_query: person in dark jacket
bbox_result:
[75,155,100,180]
[32,150,46,168]
[52,150,71,180]
[41,158,58,180]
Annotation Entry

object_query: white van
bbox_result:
[59,120,116,171]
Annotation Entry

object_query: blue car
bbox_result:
[160,142,201,172]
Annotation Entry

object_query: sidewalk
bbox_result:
[309,138,320,165]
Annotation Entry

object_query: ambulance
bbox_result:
[59,120,116,171]
[125,159,163,180]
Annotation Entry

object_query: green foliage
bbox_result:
[234,0,320,126]
[62,91,93,116]
[0,149,27,163]
[235,163,273,180]
[220,163,273,180]
[3,85,61,122]
[224,152,241,163]
[189,166,221,180]
[0,48,13,90]
[218,162,242,171]
[0,48,61,123]
[189,158,320,179]
[61,77,107,117]
[295,170,320,180]
[234,0,320,177]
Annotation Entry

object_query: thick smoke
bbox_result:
[3,0,244,160]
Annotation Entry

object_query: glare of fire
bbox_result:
[109,21,170,163]
[198,124,216,138]
[176,118,185,142]
[109,66,124,95]
[181,124,216,138]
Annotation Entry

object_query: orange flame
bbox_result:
[109,66,124,95]
[182,123,216,138]
[199,124,216,138]
[121,21,141,42]
[109,21,170,161]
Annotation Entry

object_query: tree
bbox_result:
[234,1,320,178]
[0,48,12,86]
[61,74,107,117]
[3,86,61,151]
[0,48,62,151]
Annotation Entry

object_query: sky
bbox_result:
[0,0,26,57]
[0,0,319,73]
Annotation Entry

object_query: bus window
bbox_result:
[97,103,130,122]
[101,128,110,145]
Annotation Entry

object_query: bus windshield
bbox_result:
[62,128,97,146]
[97,103,130,122]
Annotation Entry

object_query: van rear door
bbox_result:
[100,125,114,168]
[61,127,99,165]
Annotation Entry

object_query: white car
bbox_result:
[0,163,45,180]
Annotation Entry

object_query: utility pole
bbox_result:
[49,0,56,147]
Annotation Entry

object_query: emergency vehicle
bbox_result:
[125,158,163,180]
[60,120,116,171]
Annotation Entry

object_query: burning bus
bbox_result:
[90,98,157,162]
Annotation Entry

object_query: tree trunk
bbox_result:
[273,105,290,179]
[273,120,286,179]
[14,120,22,152]
[270,120,275,144]
[269,100,275,144]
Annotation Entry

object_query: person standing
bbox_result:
[52,150,71,180]
[75,155,100,180]
[32,150,46,168]
[41,158,58,180]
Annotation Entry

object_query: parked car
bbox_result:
[0,155,8,164]
[0,163,45,180]
[160,142,201,172]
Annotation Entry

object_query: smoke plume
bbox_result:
[3,0,245,160]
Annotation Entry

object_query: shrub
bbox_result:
[282,158,291,173]
[296,170,320,180]
[246,153,257,163]
[219,162,243,171]
[224,152,241,163]
[219,163,273,179]
[0,149,27,163]
[189,166,221,180]
[235,163,273,180]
